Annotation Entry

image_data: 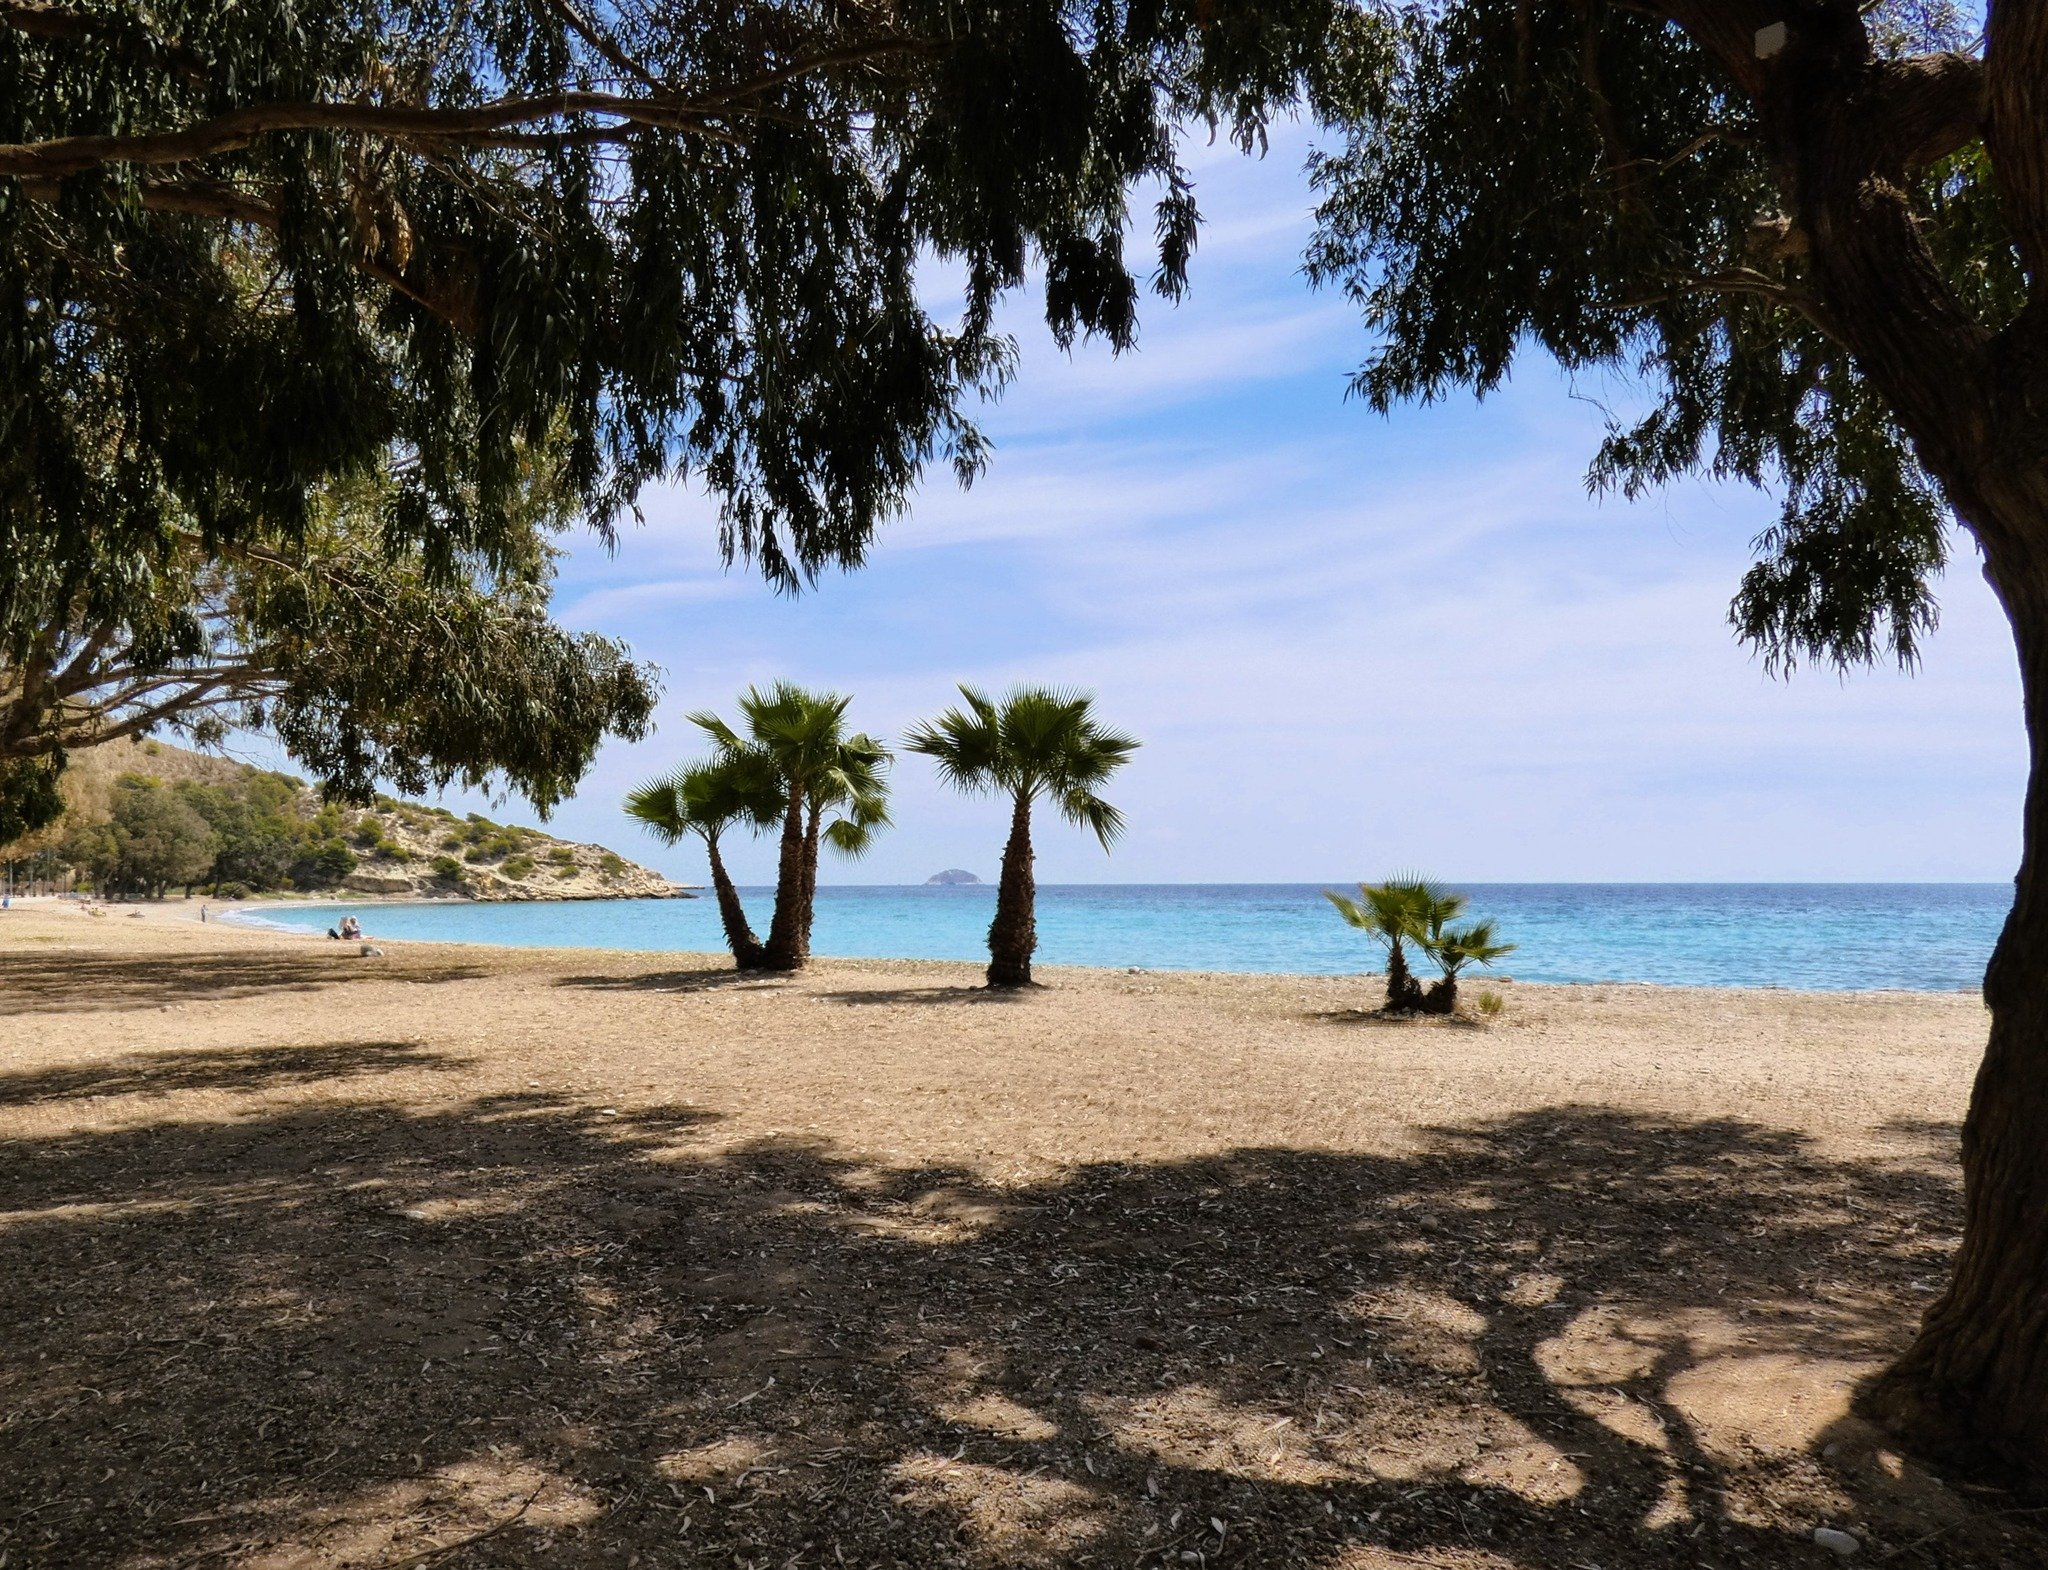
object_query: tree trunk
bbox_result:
[761,784,807,972]
[986,791,1037,988]
[1421,977,1457,1015]
[702,831,764,971]
[796,800,823,962]
[1861,536,2048,1493]
[1383,942,1423,1013]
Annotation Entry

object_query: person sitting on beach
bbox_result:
[338,915,362,941]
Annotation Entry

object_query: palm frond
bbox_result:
[1059,787,1125,851]
[911,685,1137,857]
[623,773,692,844]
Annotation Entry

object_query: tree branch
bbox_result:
[1985,0,2048,291]
[0,38,933,179]
[0,0,207,84]
[136,180,478,332]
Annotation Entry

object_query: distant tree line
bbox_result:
[29,772,370,900]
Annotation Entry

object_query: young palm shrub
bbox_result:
[692,683,892,972]
[906,685,1138,988]
[1324,876,1480,1013]
[1420,919,1516,1015]
[624,754,784,970]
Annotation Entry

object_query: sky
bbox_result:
[375,121,2027,887]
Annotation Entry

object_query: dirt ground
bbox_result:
[1,902,2040,1569]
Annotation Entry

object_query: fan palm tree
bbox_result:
[1420,919,1516,1014]
[1324,876,1462,1012]
[624,754,783,969]
[906,685,1138,988]
[692,683,892,972]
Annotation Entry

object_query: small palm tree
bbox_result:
[692,683,892,971]
[1420,919,1516,1014]
[1325,876,1453,1011]
[906,685,1138,988]
[624,754,783,969]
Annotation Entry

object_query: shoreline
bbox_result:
[4,891,1986,999]
[2,894,2024,1568]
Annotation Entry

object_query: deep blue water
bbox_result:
[236,883,2009,991]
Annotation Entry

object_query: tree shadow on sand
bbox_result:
[553,965,793,995]
[0,1040,473,1106]
[0,949,487,1014]
[0,1062,2033,1569]
[816,985,1030,1007]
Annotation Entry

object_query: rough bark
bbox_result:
[795,800,823,964]
[1859,482,2048,1493]
[986,791,1037,988]
[702,831,765,971]
[1383,942,1425,1013]
[1640,0,2048,1490]
[761,785,807,972]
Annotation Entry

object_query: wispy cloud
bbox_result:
[460,118,2028,887]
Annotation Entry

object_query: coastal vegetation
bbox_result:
[2,736,671,901]
[646,685,893,973]
[0,0,1356,842]
[1304,0,2048,1484]
[624,755,785,970]
[6,0,2045,1502]
[906,686,1138,988]
[1326,877,1515,1015]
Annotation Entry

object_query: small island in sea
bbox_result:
[925,868,983,885]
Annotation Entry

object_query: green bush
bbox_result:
[598,852,627,880]
[1475,989,1506,1019]
[500,854,536,880]
[547,845,576,865]
[555,865,578,880]
[219,882,250,900]
[296,839,357,886]
[430,855,465,882]
[439,834,464,851]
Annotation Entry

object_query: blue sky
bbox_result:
[419,123,2025,886]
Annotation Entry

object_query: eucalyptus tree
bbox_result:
[692,684,890,972]
[1307,0,2048,1481]
[2,0,1360,831]
[906,685,1137,988]
[1,460,656,843]
[624,755,784,970]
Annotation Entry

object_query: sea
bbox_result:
[236,882,2010,992]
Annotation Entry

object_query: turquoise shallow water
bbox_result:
[238,883,2009,991]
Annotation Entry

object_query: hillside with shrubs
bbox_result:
[1,738,681,903]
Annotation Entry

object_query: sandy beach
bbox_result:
[1,902,2034,1568]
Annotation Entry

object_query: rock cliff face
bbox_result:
[334,799,686,902]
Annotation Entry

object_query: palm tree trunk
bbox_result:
[796,799,823,963]
[702,831,764,971]
[986,790,1037,988]
[1385,942,1422,1013]
[761,784,807,972]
